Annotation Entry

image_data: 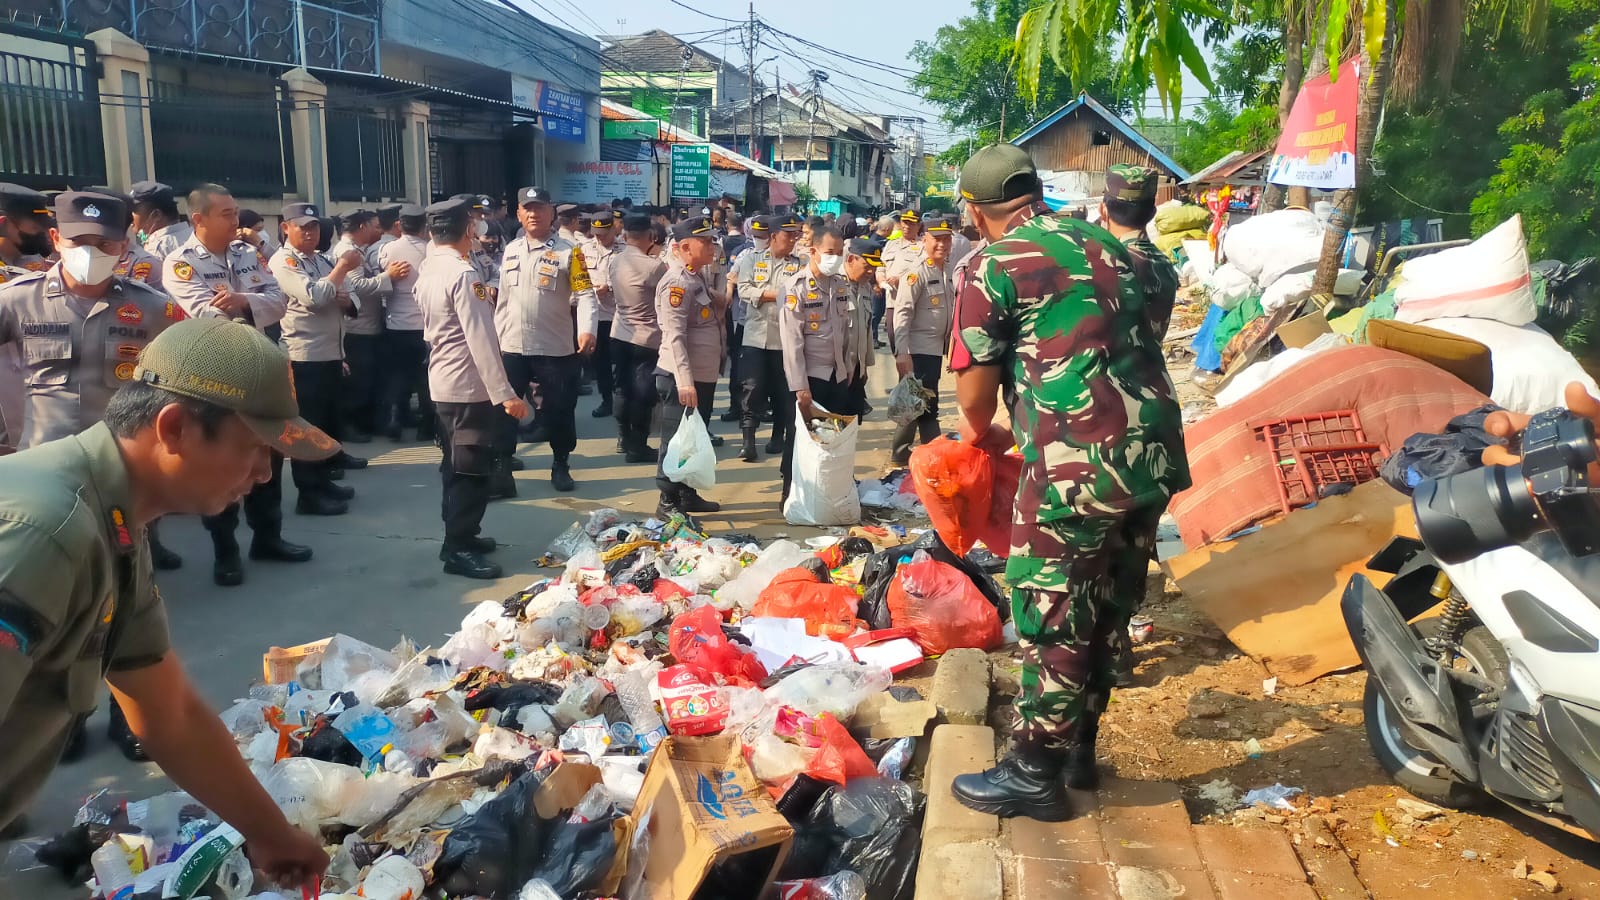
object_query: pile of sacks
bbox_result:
[40,507,1013,900]
[1203,207,1363,313]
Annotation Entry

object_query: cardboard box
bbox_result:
[633,735,794,899]
[534,762,634,896]
[1277,310,1334,348]
[261,638,331,684]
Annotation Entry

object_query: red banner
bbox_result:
[1268,59,1359,189]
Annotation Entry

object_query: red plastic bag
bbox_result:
[802,713,877,786]
[886,556,1002,655]
[911,438,1019,557]
[667,605,768,685]
[752,568,860,639]
[658,664,730,735]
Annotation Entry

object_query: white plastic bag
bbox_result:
[1394,215,1536,326]
[662,408,717,491]
[783,402,861,526]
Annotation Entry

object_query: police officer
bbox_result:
[130,181,192,260]
[376,203,404,246]
[581,209,620,421]
[877,209,924,297]
[890,215,955,465]
[610,214,667,463]
[0,190,186,761]
[777,226,862,502]
[1099,165,1179,341]
[0,317,335,885]
[557,204,581,244]
[718,214,765,426]
[451,194,501,294]
[497,186,598,494]
[269,203,369,516]
[378,204,433,441]
[332,209,405,444]
[419,198,528,579]
[162,183,308,587]
[653,216,725,519]
[844,238,882,415]
[734,214,804,462]
[0,184,56,452]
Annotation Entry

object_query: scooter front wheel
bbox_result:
[1362,620,1509,809]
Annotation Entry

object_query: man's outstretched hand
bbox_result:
[1483,382,1600,479]
[245,825,328,891]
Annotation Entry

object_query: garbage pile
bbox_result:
[41,507,1013,900]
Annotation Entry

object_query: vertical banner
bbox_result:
[670,144,711,200]
[1268,58,1359,189]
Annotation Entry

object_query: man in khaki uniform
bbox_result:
[877,209,925,294]
[609,214,667,463]
[0,318,335,887]
[734,214,804,462]
[844,238,882,415]
[653,216,726,519]
[331,209,405,444]
[378,204,433,442]
[161,183,306,587]
[582,210,621,422]
[0,184,56,454]
[777,226,861,502]
[890,215,955,464]
[419,198,528,580]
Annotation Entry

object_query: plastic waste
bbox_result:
[91,841,136,900]
[662,407,717,490]
[331,703,400,761]
[886,553,1002,655]
[752,568,861,639]
[773,871,869,900]
[318,634,401,693]
[211,848,253,900]
[749,732,816,784]
[613,669,668,752]
[558,715,614,758]
[714,539,811,612]
[782,778,923,900]
[875,737,916,780]
[516,880,563,900]
[217,699,272,741]
[473,726,541,763]
[766,662,892,720]
[358,855,425,900]
[659,664,731,735]
[785,402,862,526]
[162,823,245,900]
[667,605,768,684]
[803,714,878,786]
[1240,783,1303,810]
[544,522,599,565]
[887,374,930,426]
[909,438,1016,556]
[434,768,553,898]
[583,507,625,538]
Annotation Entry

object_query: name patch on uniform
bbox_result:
[473,282,489,302]
[116,344,142,361]
[21,322,69,336]
[132,261,152,281]
[114,361,136,380]
[117,304,143,324]
[107,325,148,339]
[669,286,685,308]
[173,261,194,281]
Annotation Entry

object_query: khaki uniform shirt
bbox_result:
[655,263,724,388]
[378,235,428,332]
[0,423,170,830]
[609,245,666,350]
[779,268,853,392]
[877,236,920,288]
[0,260,51,450]
[115,244,166,291]
[269,246,351,363]
[582,238,620,322]
[0,266,181,448]
[162,234,286,331]
[142,222,193,261]
[846,277,876,378]
[419,244,514,405]
[470,247,500,292]
[497,234,598,357]
[736,249,803,351]
[330,237,391,337]
[892,253,954,357]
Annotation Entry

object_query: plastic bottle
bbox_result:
[383,746,414,775]
[91,843,136,900]
[771,871,867,900]
[613,670,667,752]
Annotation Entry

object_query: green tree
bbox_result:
[1173,99,1282,173]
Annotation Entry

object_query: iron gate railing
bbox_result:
[326,109,404,202]
[0,36,107,189]
[148,75,294,197]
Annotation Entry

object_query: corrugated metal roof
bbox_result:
[600,99,782,177]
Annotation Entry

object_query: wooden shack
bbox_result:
[1010,93,1189,208]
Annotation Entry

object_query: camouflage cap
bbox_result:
[1105,164,1159,203]
[958,143,1042,204]
[133,318,340,462]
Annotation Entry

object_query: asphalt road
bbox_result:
[1,350,914,899]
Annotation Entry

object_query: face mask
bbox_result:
[136,229,149,244]
[474,219,489,238]
[17,229,53,258]
[60,244,119,284]
[818,253,845,277]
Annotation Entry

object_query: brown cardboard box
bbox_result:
[1277,309,1334,348]
[633,735,794,899]
[261,638,332,684]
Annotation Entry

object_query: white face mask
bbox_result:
[61,244,119,285]
[818,253,845,277]
[474,219,490,238]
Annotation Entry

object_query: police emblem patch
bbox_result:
[173,261,194,282]
[669,286,685,308]
[473,282,489,302]
[116,304,143,324]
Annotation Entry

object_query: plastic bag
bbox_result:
[752,568,861,639]
[715,540,812,612]
[319,634,400,693]
[784,403,861,527]
[765,662,892,720]
[886,376,929,427]
[434,767,554,898]
[910,439,993,555]
[667,605,768,685]
[662,408,717,490]
[779,777,923,900]
[773,871,868,900]
[886,555,1002,655]
[858,531,1007,632]
[804,714,878,786]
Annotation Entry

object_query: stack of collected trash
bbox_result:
[38,507,1014,900]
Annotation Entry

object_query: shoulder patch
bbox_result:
[172,261,194,282]
[786,294,798,310]
[131,261,153,281]
[164,301,187,321]
[284,256,299,269]
[473,282,489,302]
[669,286,685,307]
[906,273,918,285]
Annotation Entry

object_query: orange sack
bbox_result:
[753,568,860,639]
[886,556,1002,655]
[911,438,1021,556]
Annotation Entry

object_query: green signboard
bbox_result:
[670,144,711,199]
[602,119,658,141]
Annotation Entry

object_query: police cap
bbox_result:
[770,213,803,233]
[589,209,615,229]
[0,183,51,220]
[517,186,553,208]
[282,202,320,227]
[922,215,953,235]
[427,198,473,230]
[129,180,175,206]
[54,191,129,241]
[847,238,883,267]
[398,203,426,226]
[670,216,714,241]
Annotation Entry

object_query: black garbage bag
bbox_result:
[859,531,1007,630]
[777,777,924,900]
[299,715,365,768]
[1379,404,1504,495]
[434,766,554,897]
[463,680,563,713]
[35,823,96,882]
[800,556,834,581]
[528,815,621,897]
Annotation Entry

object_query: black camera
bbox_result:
[1414,408,1600,564]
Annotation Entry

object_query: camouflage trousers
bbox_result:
[1010,504,1166,759]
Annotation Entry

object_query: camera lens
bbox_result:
[1415,462,1543,564]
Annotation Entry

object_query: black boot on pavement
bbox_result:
[591,399,613,418]
[489,457,518,500]
[108,697,149,762]
[765,432,784,455]
[679,489,722,514]
[323,481,356,501]
[212,535,244,587]
[296,492,349,516]
[334,451,368,469]
[439,535,497,559]
[951,752,1073,821]
[740,428,759,463]
[442,549,502,579]
[551,457,577,493]
[250,535,314,563]
[149,525,183,571]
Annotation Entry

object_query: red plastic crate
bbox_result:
[1250,410,1385,513]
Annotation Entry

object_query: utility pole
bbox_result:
[774,67,783,173]
[746,3,757,160]
[802,70,826,201]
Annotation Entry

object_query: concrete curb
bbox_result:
[931,647,991,726]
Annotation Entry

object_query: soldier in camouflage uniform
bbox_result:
[1098,164,1180,340]
[947,145,1190,822]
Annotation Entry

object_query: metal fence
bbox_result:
[148,77,294,197]
[326,109,405,202]
[0,39,106,189]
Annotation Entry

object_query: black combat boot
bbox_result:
[107,697,149,762]
[951,751,1072,821]
[250,535,314,563]
[551,456,576,493]
[1064,704,1104,790]
[212,533,244,587]
[679,489,722,514]
[489,457,518,500]
[740,427,759,463]
[295,492,349,516]
[442,549,503,579]
[591,399,613,418]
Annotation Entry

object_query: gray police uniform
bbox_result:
[583,236,619,409]
[0,258,54,451]
[0,423,170,832]
[736,248,803,445]
[378,234,432,438]
[0,265,180,449]
[495,232,597,464]
[330,236,391,438]
[653,262,724,496]
[608,244,666,457]
[419,243,514,552]
[161,234,289,546]
[115,244,167,291]
[777,266,862,498]
[142,222,193,261]
[890,252,952,460]
[269,245,354,499]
